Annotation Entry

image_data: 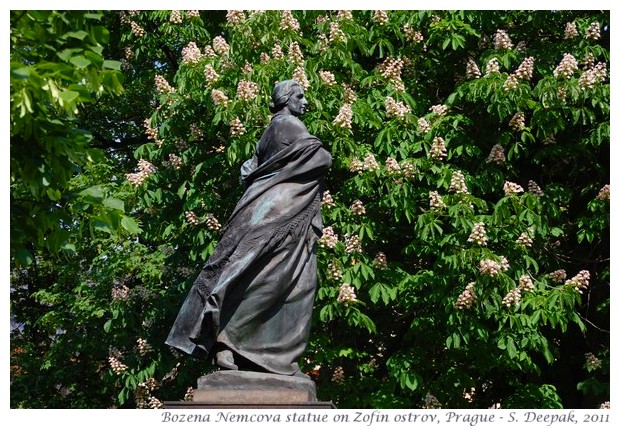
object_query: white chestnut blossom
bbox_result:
[456,282,476,310]
[494,29,513,50]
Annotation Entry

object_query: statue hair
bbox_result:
[269,80,301,113]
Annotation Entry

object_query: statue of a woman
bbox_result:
[166,80,332,377]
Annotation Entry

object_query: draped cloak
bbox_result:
[165,114,332,375]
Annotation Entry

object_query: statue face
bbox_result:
[286,85,308,116]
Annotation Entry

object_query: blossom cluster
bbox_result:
[137,338,153,356]
[565,270,590,294]
[213,36,230,55]
[385,157,400,175]
[429,137,447,161]
[167,153,182,170]
[226,10,245,25]
[169,10,182,24]
[417,117,431,133]
[503,181,524,196]
[502,288,521,307]
[293,66,310,90]
[553,53,579,79]
[449,170,468,194]
[108,355,128,375]
[509,112,526,131]
[585,352,602,371]
[466,58,481,79]
[183,387,194,402]
[211,89,230,106]
[596,184,610,201]
[328,261,343,281]
[401,160,415,179]
[332,366,345,384]
[181,41,202,64]
[342,83,357,103]
[204,65,219,84]
[494,29,513,50]
[485,58,500,76]
[337,283,357,306]
[528,180,544,197]
[503,74,519,91]
[185,211,200,225]
[516,231,533,247]
[486,144,505,164]
[579,62,607,89]
[280,10,300,31]
[349,158,364,173]
[289,41,304,65]
[373,10,388,25]
[333,104,353,129]
[322,190,335,208]
[404,24,424,44]
[374,252,388,269]
[430,104,448,116]
[363,154,380,171]
[518,274,535,292]
[350,199,366,216]
[456,282,476,310]
[429,191,446,210]
[467,222,488,246]
[272,44,284,60]
[344,234,362,253]
[318,226,339,248]
[479,257,509,276]
[514,57,535,80]
[549,269,567,283]
[378,57,405,91]
[205,214,221,231]
[337,10,353,20]
[111,284,130,301]
[564,22,578,39]
[585,21,601,40]
[229,117,246,136]
[130,21,146,37]
[236,80,259,101]
[319,70,337,86]
[329,21,346,43]
[385,96,410,119]
[154,75,175,94]
[126,159,156,186]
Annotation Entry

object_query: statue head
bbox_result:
[269,80,307,116]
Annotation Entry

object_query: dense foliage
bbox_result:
[10,10,609,409]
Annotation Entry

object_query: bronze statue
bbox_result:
[166,80,332,377]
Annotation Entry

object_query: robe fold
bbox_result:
[166,116,332,375]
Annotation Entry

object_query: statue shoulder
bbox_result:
[273,114,310,136]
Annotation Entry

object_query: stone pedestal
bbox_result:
[164,370,335,409]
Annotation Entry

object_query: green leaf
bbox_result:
[59,90,80,104]
[103,60,121,70]
[11,65,30,79]
[80,185,105,200]
[66,30,89,40]
[103,198,125,212]
[93,216,113,233]
[121,216,142,235]
[103,320,112,333]
[57,48,83,62]
[69,55,91,69]
[14,248,34,266]
[507,337,518,359]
